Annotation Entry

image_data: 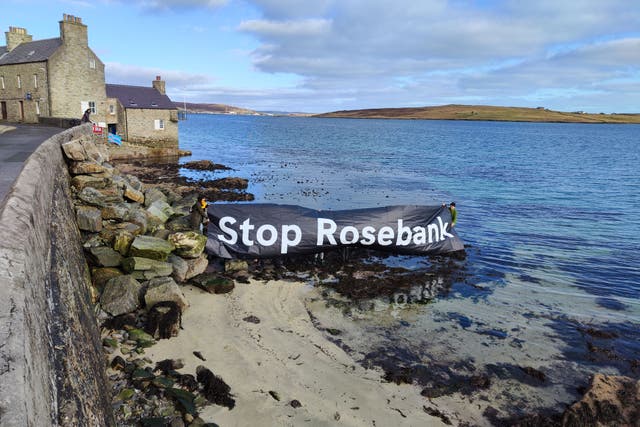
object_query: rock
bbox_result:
[71,174,110,191]
[129,235,175,261]
[225,259,248,273]
[62,135,108,163]
[91,267,123,291]
[116,388,135,401]
[76,205,103,232]
[125,208,149,234]
[77,186,123,207]
[166,215,192,232]
[196,366,235,409]
[146,301,182,339]
[153,229,172,240]
[147,200,175,224]
[69,161,109,175]
[101,203,130,221]
[61,138,87,161]
[100,275,143,316]
[168,254,189,283]
[190,274,235,294]
[243,315,260,324]
[165,387,197,416]
[155,358,185,374]
[86,246,123,267]
[562,374,640,426]
[113,230,134,256]
[144,187,167,207]
[83,234,105,248]
[184,254,208,281]
[290,400,302,408]
[144,277,189,312]
[168,231,207,258]
[110,355,126,370]
[122,257,173,280]
[268,390,280,401]
[182,160,230,171]
[124,185,145,203]
[128,328,156,347]
[125,174,143,191]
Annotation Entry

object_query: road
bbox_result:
[0,124,62,205]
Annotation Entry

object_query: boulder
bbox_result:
[190,274,235,294]
[225,259,248,273]
[76,206,102,232]
[101,275,143,316]
[91,267,123,291]
[125,208,148,234]
[129,235,175,261]
[562,374,640,426]
[61,138,87,161]
[124,174,143,192]
[144,277,189,312]
[123,186,145,204]
[145,301,182,339]
[185,254,208,281]
[168,231,207,258]
[122,257,173,280]
[101,203,130,221]
[147,200,175,224]
[153,229,172,240]
[166,215,192,232]
[113,230,134,256]
[69,161,109,175]
[168,254,188,283]
[144,187,167,208]
[87,246,123,267]
[77,186,124,207]
[71,175,110,191]
[61,135,109,163]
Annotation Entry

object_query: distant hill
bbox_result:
[315,104,640,124]
[173,102,260,116]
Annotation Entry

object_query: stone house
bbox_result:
[0,15,178,148]
[106,77,178,148]
[0,15,109,124]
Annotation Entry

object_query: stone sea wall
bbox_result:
[0,124,114,426]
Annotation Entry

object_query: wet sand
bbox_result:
[145,280,453,426]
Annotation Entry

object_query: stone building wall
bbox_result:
[0,61,50,122]
[0,124,114,426]
[125,108,179,148]
[48,17,107,123]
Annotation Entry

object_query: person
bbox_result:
[190,195,209,234]
[448,202,457,228]
[80,108,92,123]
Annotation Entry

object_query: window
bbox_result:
[0,76,4,89]
[109,104,115,115]
[89,101,96,114]
[17,75,21,89]
[35,101,40,115]
[154,119,165,130]
[33,74,37,88]
[89,58,96,69]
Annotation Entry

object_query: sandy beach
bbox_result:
[145,279,451,426]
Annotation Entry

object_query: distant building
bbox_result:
[106,77,178,148]
[0,15,178,148]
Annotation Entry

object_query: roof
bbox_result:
[106,84,176,110]
[0,38,62,66]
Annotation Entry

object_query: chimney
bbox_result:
[59,14,87,47]
[5,26,32,52]
[152,75,166,95]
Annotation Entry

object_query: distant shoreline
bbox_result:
[313,104,640,124]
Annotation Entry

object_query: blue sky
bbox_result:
[3,0,639,113]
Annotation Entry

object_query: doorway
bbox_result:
[19,101,24,121]
[1,101,6,120]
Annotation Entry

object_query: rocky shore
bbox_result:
[59,134,639,426]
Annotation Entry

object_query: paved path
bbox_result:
[0,124,62,205]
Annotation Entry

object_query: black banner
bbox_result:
[205,204,464,259]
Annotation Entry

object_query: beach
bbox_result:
[145,280,451,426]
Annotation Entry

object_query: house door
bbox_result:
[108,124,117,134]
[19,101,24,121]
[1,102,6,120]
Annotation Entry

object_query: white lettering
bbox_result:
[360,226,376,245]
[281,224,302,254]
[377,226,394,246]
[412,226,426,245]
[317,218,337,245]
[438,216,453,239]
[396,220,412,246]
[428,223,439,243]
[240,218,255,246]
[340,226,359,244]
[218,216,237,244]
[256,224,278,246]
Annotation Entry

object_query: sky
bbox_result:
[2,0,639,113]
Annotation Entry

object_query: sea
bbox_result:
[179,113,640,420]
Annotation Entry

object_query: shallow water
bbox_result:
[179,114,640,420]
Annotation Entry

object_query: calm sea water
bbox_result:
[179,114,640,419]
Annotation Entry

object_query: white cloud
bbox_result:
[238,18,331,37]
[105,62,214,88]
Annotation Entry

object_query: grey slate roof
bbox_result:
[0,38,62,66]
[106,84,176,110]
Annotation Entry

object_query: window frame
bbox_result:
[154,119,165,130]
[17,75,21,89]
[88,101,96,114]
